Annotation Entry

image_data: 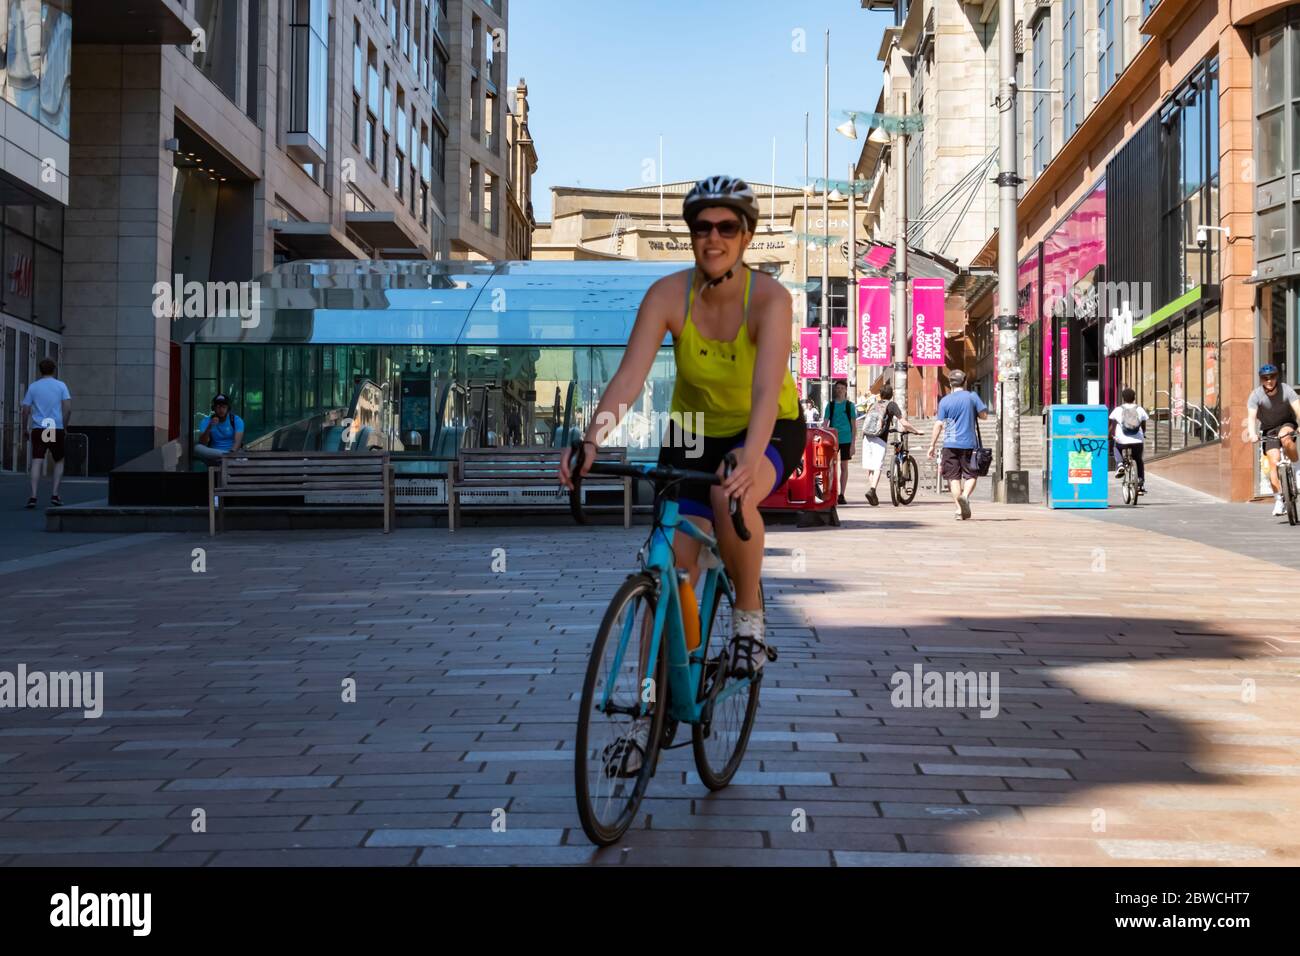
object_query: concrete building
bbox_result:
[0,0,536,476]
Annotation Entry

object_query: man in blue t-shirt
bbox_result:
[195,394,245,465]
[925,370,988,520]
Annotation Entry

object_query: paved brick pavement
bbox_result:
[0,495,1296,866]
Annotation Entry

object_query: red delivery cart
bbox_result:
[759,425,841,526]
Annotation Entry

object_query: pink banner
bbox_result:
[831,327,849,377]
[798,328,820,379]
[858,277,890,364]
[911,278,945,367]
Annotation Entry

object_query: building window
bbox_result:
[287,0,329,147]
[484,172,496,235]
[431,124,446,182]
[1032,16,1050,176]
[1062,0,1081,141]
[1161,58,1219,301]
[193,0,240,105]
[485,92,497,153]
[469,161,481,223]
[1098,0,1123,99]
[432,47,448,121]
[366,48,380,166]
[1253,16,1300,280]
[402,0,412,60]
[471,77,480,139]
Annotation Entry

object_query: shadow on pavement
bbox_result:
[636,610,1257,864]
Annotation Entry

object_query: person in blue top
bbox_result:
[195,394,245,465]
[823,381,856,504]
[925,369,988,520]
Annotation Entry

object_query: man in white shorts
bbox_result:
[859,382,920,506]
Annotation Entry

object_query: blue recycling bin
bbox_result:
[1044,404,1110,509]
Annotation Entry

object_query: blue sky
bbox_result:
[509,1,890,222]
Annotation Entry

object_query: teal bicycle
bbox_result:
[566,441,768,846]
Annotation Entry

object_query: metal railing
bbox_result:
[1,416,89,476]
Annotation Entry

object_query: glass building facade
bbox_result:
[188,260,683,473]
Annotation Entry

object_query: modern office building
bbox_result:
[0,0,535,476]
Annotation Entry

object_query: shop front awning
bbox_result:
[344,211,430,260]
[270,221,367,261]
[74,0,195,45]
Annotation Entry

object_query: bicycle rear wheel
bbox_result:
[574,573,669,846]
[897,455,919,505]
[691,580,761,790]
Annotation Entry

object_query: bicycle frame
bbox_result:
[599,494,756,726]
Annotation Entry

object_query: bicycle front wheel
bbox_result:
[897,455,919,505]
[1285,465,1299,526]
[692,581,761,790]
[574,573,668,846]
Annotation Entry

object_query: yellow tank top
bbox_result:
[669,268,802,438]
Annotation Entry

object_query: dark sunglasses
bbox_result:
[690,219,743,239]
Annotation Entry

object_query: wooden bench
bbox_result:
[448,447,631,532]
[209,451,394,536]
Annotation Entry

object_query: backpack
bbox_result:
[862,401,888,439]
[1120,405,1142,435]
[825,400,853,431]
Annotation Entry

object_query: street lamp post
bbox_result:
[996,0,1028,501]
[848,162,858,408]
[819,29,831,406]
[892,87,909,418]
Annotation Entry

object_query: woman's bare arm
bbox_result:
[742,281,794,463]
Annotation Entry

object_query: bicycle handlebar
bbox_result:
[566,441,751,542]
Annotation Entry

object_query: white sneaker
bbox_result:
[602,717,651,778]
[1273,494,1286,517]
[731,608,768,675]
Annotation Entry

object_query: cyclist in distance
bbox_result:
[560,175,806,676]
[1245,363,1300,516]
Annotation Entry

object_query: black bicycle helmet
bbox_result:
[682,175,760,233]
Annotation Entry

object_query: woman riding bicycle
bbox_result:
[560,175,806,676]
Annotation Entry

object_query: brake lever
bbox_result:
[568,440,587,525]
[722,452,751,542]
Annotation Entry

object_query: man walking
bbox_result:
[823,381,856,505]
[20,358,72,509]
[926,369,988,520]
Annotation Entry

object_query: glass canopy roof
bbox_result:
[188,259,685,346]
